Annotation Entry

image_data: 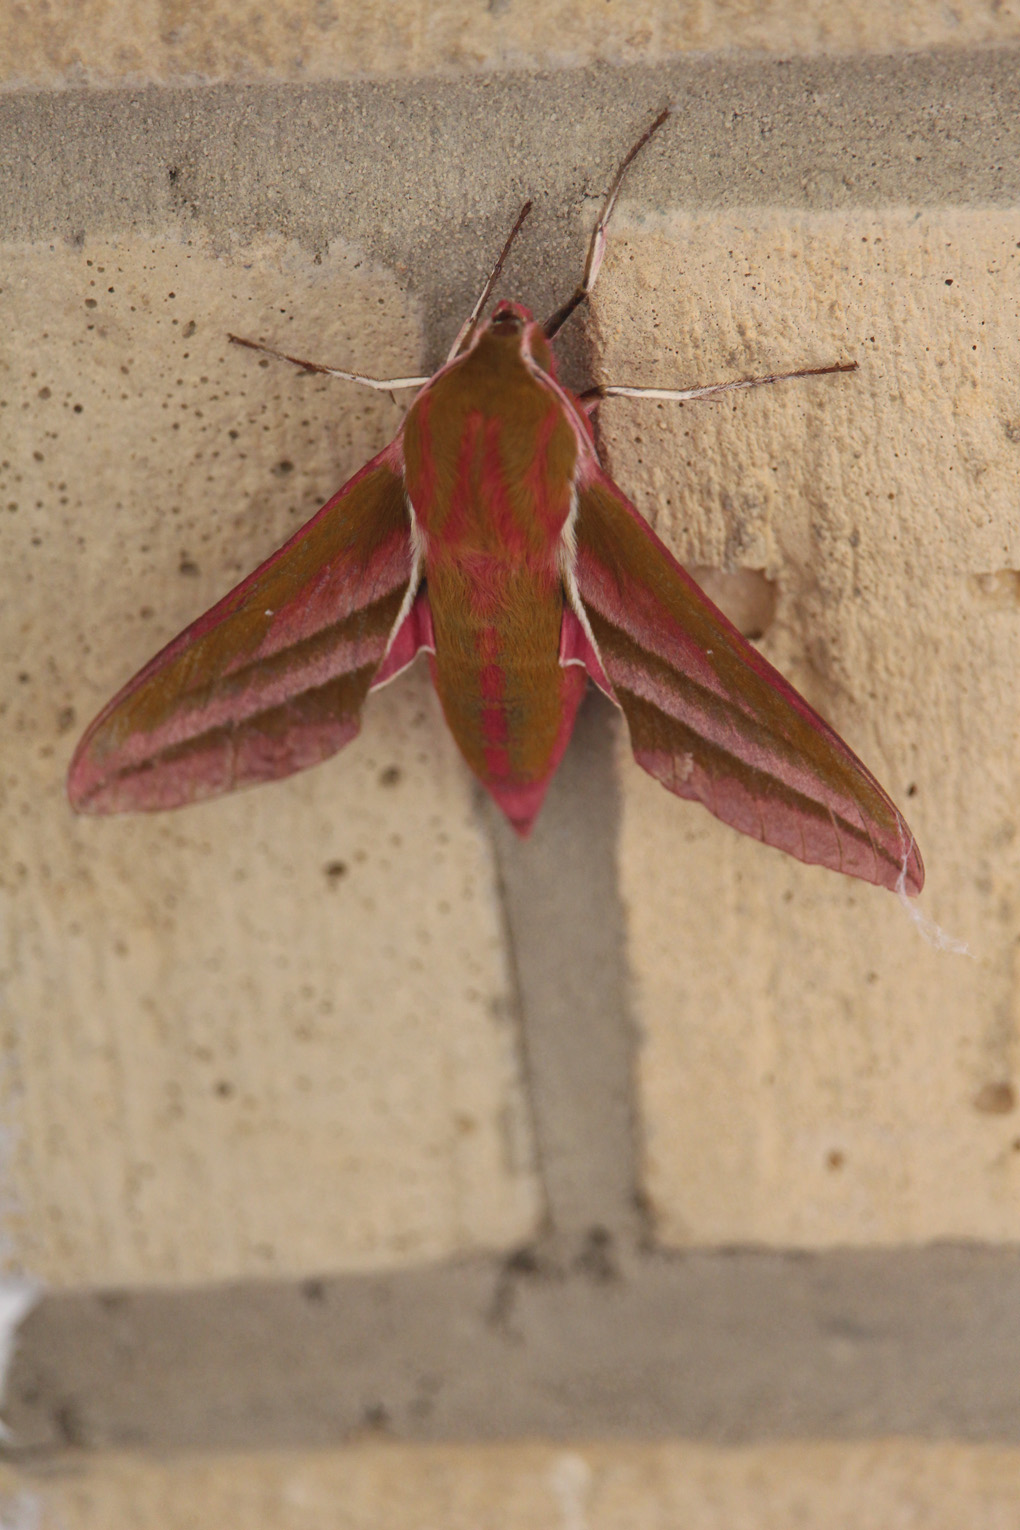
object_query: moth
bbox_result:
[68,108,923,896]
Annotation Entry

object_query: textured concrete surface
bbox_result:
[595,206,1020,1244]
[3,30,1020,1529]
[7,52,1015,1283]
[8,1440,1020,1529]
[4,0,1020,89]
[1,235,543,1284]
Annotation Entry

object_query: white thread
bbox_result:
[896,874,971,955]
[899,826,972,954]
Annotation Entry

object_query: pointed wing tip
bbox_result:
[66,739,152,816]
[66,755,100,815]
[887,814,924,897]
[66,767,149,816]
[897,845,925,898]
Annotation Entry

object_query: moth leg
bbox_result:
[228,334,429,391]
[544,105,671,341]
[445,199,533,361]
[579,360,857,411]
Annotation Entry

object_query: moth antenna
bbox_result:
[544,105,671,341]
[579,360,858,409]
[227,334,429,391]
[446,199,534,361]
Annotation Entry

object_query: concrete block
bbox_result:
[3,0,1020,88]
[0,235,540,1285]
[593,207,1020,1244]
[6,1441,1020,1528]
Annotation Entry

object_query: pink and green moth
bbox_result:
[68,108,923,897]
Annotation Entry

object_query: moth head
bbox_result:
[486,300,557,376]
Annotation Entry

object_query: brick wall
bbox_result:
[3,7,1020,1524]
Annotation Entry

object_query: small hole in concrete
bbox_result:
[974,1082,1015,1115]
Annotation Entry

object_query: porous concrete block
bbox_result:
[2,0,1020,88]
[6,1440,1020,1528]
[0,235,540,1285]
[592,207,1020,1244]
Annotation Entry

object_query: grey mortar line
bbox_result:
[484,690,646,1253]
[6,1245,1020,1453]
[2,47,1020,372]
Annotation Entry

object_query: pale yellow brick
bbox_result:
[6,1441,1020,1528]
[592,207,1020,1245]
[0,236,540,1286]
[3,0,1020,89]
